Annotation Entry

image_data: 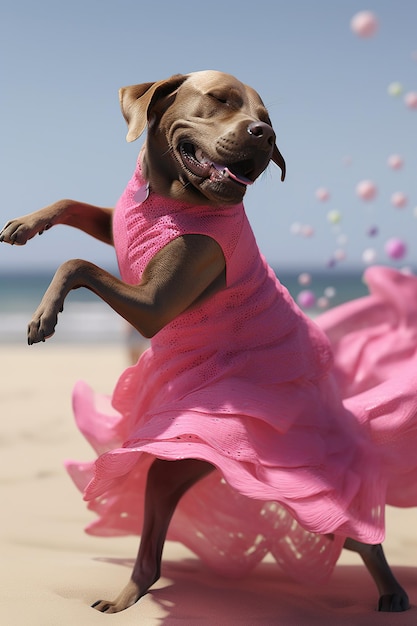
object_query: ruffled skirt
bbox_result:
[66,266,417,582]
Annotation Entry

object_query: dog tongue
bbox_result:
[195,147,253,187]
[211,163,253,186]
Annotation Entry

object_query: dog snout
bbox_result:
[247,121,275,148]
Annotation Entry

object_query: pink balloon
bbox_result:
[315,187,330,202]
[298,272,312,286]
[385,238,407,260]
[391,192,408,208]
[387,154,404,170]
[404,92,417,109]
[297,290,316,309]
[301,225,314,238]
[350,11,378,38]
[317,297,329,310]
[356,180,377,201]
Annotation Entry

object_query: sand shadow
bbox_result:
[94,556,417,625]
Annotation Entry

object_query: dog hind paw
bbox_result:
[91,598,134,614]
[91,580,143,613]
[378,592,410,612]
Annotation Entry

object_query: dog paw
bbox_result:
[0,218,51,246]
[27,307,60,345]
[378,592,410,612]
[91,580,142,613]
[92,600,122,614]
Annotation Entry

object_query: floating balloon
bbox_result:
[356,180,377,201]
[385,238,407,260]
[315,187,330,202]
[387,82,403,97]
[317,297,329,310]
[290,222,302,235]
[350,11,378,38]
[405,92,417,109]
[324,286,336,299]
[391,192,407,208]
[334,249,346,261]
[362,248,377,264]
[387,154,404,170]
[327,210,342,224]
[297,290,316,309]
[301,225,314,238]
[298,272,312,286]
[366,225,379,237]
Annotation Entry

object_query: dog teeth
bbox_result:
[195,148,211,165]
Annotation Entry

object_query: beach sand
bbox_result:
[1,343,417,625]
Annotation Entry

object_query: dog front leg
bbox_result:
[343,538,409,611]
[27,259,88,343]
[92,458,215,614]
[0,199,113,246]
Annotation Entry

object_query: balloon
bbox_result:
[290,222,302,235]
[385,238,407,260]
[333,249,346,262]
[350,11,378,38]
[324,286,336,299]
[315,187,330,202]
[298,272,312,286]
[391,192,407,208]
[297,290,316,309]
[362,248,377,264]
[301,225,314,238]
[327,210,342,224]
[387,154,403,170]
[356,180,377,201]
[317,297,329,310]
[405,92,417,109]
[387,82,403,97]
[366,225,379,237]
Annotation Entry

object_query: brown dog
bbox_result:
[0,70,409,613]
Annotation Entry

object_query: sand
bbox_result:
[1,343,417,625]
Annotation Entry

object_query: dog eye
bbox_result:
[208,92,229,105]
[207,90,244,110]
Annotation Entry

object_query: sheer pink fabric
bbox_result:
[65,158,416,583]
[317,266,417,508]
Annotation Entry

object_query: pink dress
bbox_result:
[66,157,417,583]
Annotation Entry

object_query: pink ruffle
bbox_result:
[317,266,417,507]
[65,267,417,583]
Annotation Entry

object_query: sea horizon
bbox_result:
[0,267,383,344]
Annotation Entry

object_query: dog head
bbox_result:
[119,70,286,205]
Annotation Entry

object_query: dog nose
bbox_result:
[247,121,275,147]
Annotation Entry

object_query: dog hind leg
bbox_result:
[92,457,215,613]
[343,538,409,611]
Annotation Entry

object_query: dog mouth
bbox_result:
[179,142,254,187]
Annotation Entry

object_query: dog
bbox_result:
[0,70,409,614]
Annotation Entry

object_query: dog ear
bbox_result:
[271,144,286,182]
[119,74,188,142]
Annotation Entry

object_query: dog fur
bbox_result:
[0,70,409,613]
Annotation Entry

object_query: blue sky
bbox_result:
[1,0,416,275]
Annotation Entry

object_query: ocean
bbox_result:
[0,269,370,345]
